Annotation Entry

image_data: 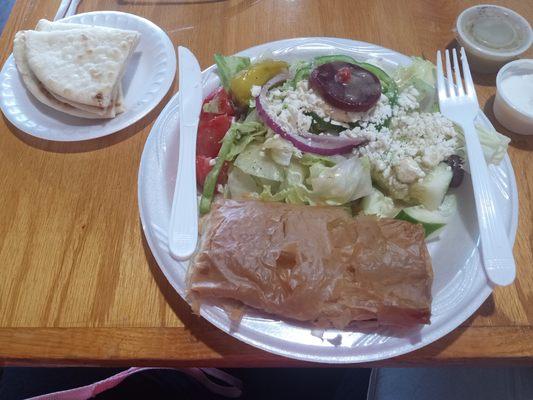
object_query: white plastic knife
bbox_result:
[169,46,202,260]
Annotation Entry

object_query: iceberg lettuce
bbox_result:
[261,134,302,166]
[224,121,266,161]
[214,54,251,90]
[395,57,438,112]
[457,124,511,166]
[199,121,266,214]
[306,157,372,205]
[227,147,372,206]
[234,142,285,182]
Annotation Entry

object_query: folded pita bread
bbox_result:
[13,31,111,119]
[36,20,126,113]
[36,20,125,117]
[48,85,120,118]
[36,19,94,32]
[25,27,138,108]
[13,20,139,119]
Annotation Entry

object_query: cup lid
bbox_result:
[456,5,532,60]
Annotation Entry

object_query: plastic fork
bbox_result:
[54,0,80,20]
[436,48,515,286]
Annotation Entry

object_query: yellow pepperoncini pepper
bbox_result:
[229,60,289,107]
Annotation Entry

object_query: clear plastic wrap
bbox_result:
[188,199,433,328]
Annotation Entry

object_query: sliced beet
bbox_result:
[309,61,381,112]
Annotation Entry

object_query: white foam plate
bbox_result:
[138,38,518,363]
[0,11,176,141]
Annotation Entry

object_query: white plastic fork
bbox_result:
[54,0,80,20]
[436,48,516,286]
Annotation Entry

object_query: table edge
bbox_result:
[1,326,532,367]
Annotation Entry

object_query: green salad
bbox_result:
[194,53,510,239]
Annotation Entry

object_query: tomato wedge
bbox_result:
[196,114,233,158]
[196,88,235,187]
[201,87,235,120]
[196,155,212,188]
[195,156,229,189]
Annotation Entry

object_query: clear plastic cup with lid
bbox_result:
[455,4,532,73]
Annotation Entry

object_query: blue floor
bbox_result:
[0,0,16,35]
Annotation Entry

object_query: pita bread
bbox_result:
[13,20,139,119]
[48,85,119,118]
[36,19,94,32]
[115,83,125,114]
[36,19,125,117]
[13,31,111,119]
[24,27,139,108]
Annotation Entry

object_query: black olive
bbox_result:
[445,155,464,188]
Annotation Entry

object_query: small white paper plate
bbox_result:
[0,11,176,141]
[138,38,518,363]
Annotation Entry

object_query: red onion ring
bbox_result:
[255,74,367,156]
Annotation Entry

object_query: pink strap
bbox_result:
[26,367,243,400]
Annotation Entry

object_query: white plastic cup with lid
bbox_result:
[494,59,533,135]
[455,4,532,73]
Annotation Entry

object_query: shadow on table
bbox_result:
[401,299,497,365]
[140,225,201,331]
[477,294,496,317]
[4,86,175,154]
[444,39,497,87]
[139,225,276,365]
[483,96,533,152]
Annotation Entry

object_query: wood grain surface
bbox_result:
[0,0,532,366]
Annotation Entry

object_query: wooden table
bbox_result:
[1,0,532,367]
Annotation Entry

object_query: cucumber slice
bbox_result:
[396,195,457,238]
[294,66,311,83]
[290,62,312,88]
[314,55,358,66]
[409,163,452,210]
[396,209,446,237]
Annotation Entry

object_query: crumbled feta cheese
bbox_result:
[251,85,262,97]
[421,147,441,168]
[397,86,420,111]
[208,158,217,166]
[396,158,425,183]
[216,184,224,193]
[264,80,392,135]
[262,78,457,200]
[326,94,391,125]
[356,97,458,199]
